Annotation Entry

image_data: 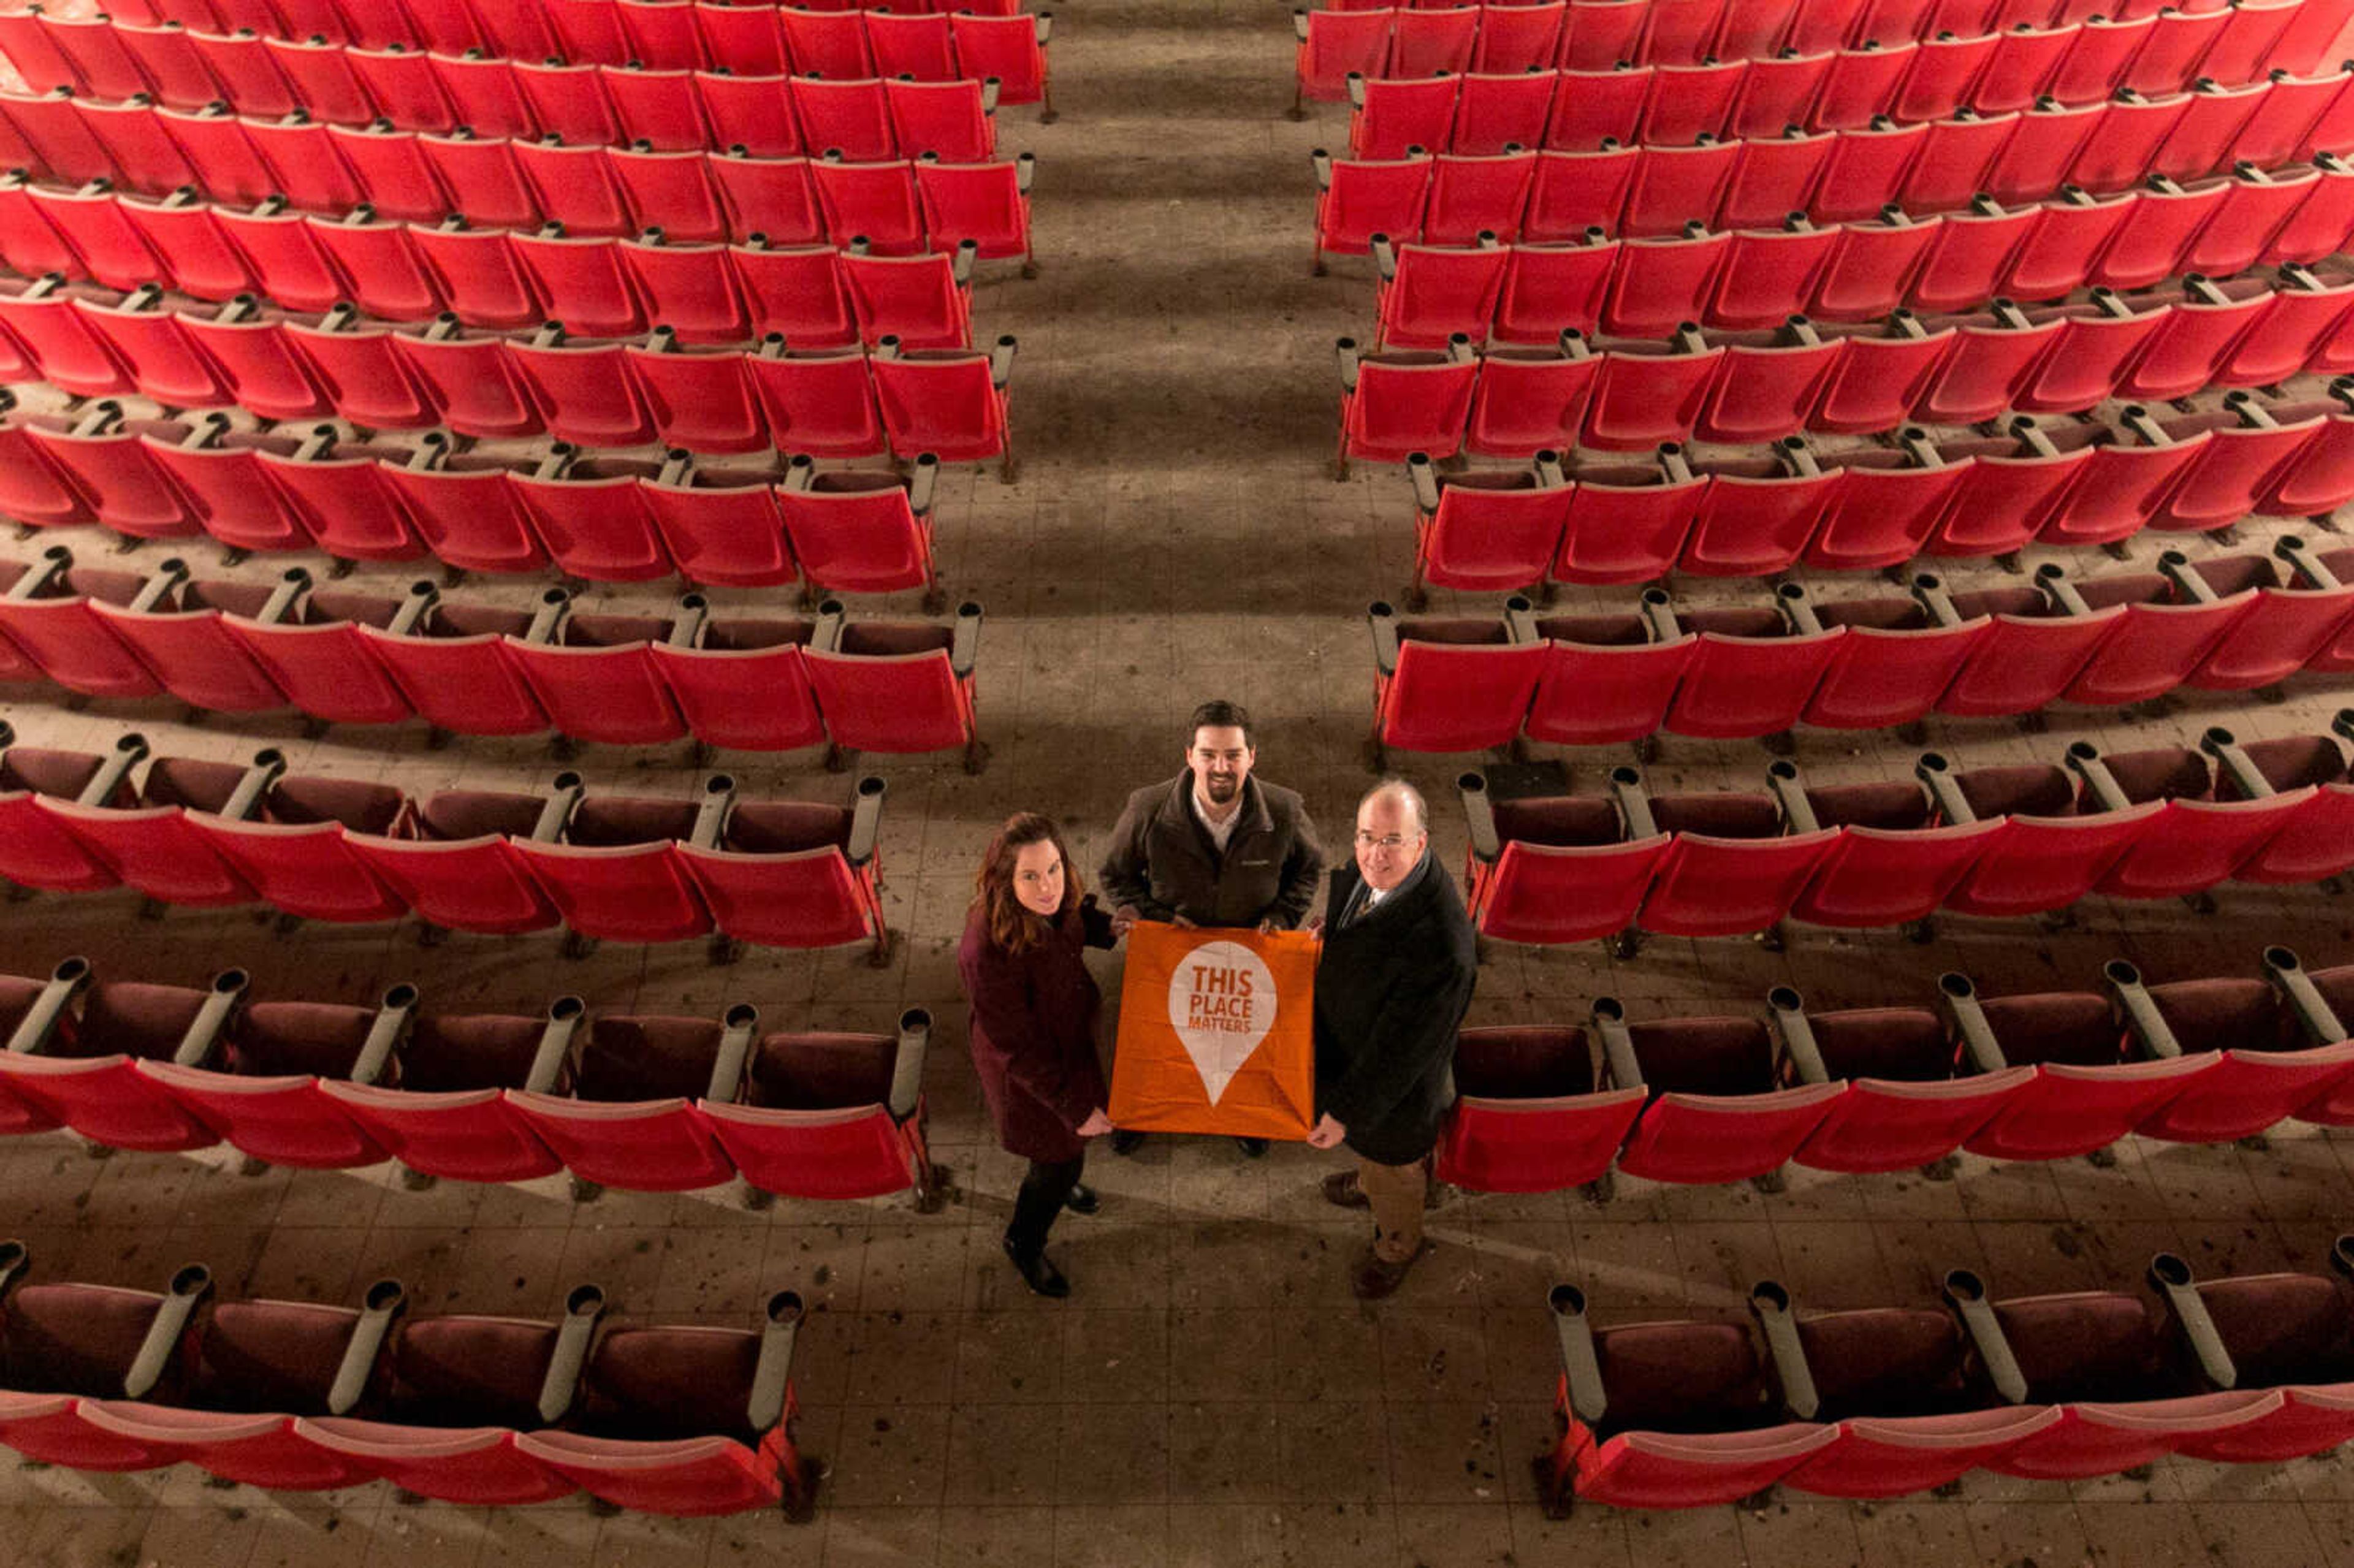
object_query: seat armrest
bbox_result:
[349,983,419,1087]
[1943,1269,2029,1404]
[1548,1284,1610,1426]
[1749,1281,1820,1418]
[2105,960,2182,1060]
[328,1279,406,1415]
[848,775,888,867]
[704,1003,759,1104]
[1458,771,1499,865]
[745,1290,804,1433]
[524,997,587,1095]
[1767,986,1831,1086]
[7,957,90,1056]
[172,969,250,1068]
[888,1008,931,1121]
[1367,600,1400,677]
[536,1285,608,1425]
[1940,973,2011,1076]
[950,601,983,679]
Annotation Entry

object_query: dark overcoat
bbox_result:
[1311,854,1479,1166]
[958,899,1114,1163]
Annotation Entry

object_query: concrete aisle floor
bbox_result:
[8,0,2354,1563]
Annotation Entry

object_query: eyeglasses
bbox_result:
[1354,831,1417,850]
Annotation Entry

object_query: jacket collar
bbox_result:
[1344,848,1431,926]
[1162,771,1273,846]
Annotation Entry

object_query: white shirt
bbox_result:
[1194,790,1241,854]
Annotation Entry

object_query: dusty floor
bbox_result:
[7,0,2354,1563]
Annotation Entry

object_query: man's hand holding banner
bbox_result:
[1107,921,1319,1140]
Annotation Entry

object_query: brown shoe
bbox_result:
[1350,1243,1424,1301]
[1322,1166,1445,1211]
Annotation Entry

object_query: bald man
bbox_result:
[1306,779,1479,1300]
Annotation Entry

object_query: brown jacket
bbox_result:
[1097,774,1324,930]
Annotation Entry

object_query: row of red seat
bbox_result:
[0,13,1048,129]
[1365,175,2351,346]
[0,417,947,588]
[0,737,893,952]
[1312,0,2352,77]
[1538,1243,2354,1510]
[0,959,940,1203]
[1437,944,2354,1195]
[0,553,980,756]
[1376,554,2354,751]
[1309,80,2354,249]
[1311,11,2303,127]
[11,192,990,343]
[1398,396,2354,592]
[0,289,1018,463]
[1452,728,2354,948]
[0,95,1038,256]
[0,1251,821,1515]
[0,0,1034,76]
[1336,279,2353,465]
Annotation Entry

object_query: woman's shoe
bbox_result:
[1002,1236,1070,1298]
[1064,1182,1100,1215]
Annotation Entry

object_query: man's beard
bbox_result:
[1205,774,1240,802]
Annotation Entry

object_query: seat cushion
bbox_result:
[1591,1320,1775,1436]
[192,1300,361,1415]
[1453,1026,1593,1099]
[577,1016,722,1103]
[382,1317,558,1428]
[576,1326,761,1444]
[1975,992,2119,1069]
[1804,1008,1951,1083]
[745,1031,896,1110]
[1625,1018,1775,1096]
[1992,1292,2176,1404]
[1798,1307,1981,1419]
[1648,792,1780,840]
[400,1013,557,1094]
[232,1002,377,1079]
[2197,1274,2354,1388]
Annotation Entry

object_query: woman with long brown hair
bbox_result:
[958,812,1126,1298]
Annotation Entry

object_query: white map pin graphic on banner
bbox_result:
[1164,938,1278,1106]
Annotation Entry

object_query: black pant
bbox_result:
[1006,1154,1084,1259]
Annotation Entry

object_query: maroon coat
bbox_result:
[957,899,1114,1163]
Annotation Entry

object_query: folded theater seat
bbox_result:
[0,1245,825,1517]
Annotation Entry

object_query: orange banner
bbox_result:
[1108,922,1320,1140]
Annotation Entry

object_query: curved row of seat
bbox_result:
[1374,552,2354,751]
[0,958,941,1202]
[0,1250,820,1516]
[0,554,982,758]
[9,198,992,343]
[1335,276,2354,465]
[0,289,1019,465]
[0,95,1037,254]
[1303,0,2350,81]
[1313,10,2309,130]
[1364,170,2353,344]
[0,19,1048,137]
[1537,1241,2354,1510]
[1308,80,2354,251]
[1436,945,2354,1194]
[0,417,949,588]
[0,0,1043,92]
[1452,725,2354,944]
[1396,395,2354,592]
[0,735,894,953]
